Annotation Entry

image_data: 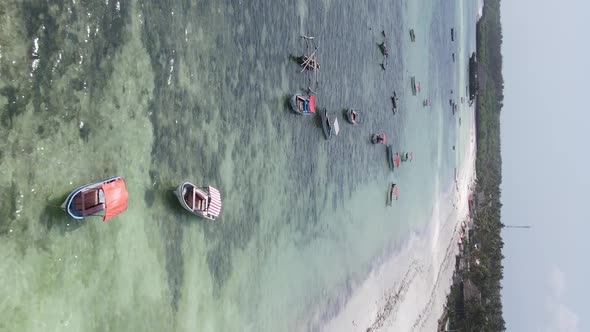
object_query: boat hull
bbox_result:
[320,109,331,139]
[387,183,398,205]
[410,77,417,96]
[371,133,386,145]
[289,95,303,114]
[346,109,358,125]
[290,95,314,115]
[175,182,216,220]
[62,176,120,220]
[387,145,395,170]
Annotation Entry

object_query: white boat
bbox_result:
[175,182,223,220]
[320,109,340,140]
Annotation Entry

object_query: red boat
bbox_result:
[61,177,128,221]
[290,94,316,115]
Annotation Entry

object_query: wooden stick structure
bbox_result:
[299,35,320,92]
[300,50,318,72]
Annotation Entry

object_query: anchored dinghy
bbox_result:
[290,94,316,115]
[175,182,223,221]
[320,109,340,140]
[62,177,128,221]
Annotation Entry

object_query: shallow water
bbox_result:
[0,0,475,331]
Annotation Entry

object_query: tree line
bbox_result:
[443,0,505,331]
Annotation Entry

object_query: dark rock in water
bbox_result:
[79,124,90,142]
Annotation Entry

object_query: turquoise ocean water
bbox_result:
[0,0,476,330]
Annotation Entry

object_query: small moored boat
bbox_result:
[387,145,394,169]
[62,176,128,221]
[320,109,340,140]
[387,183,399,206]
[391,91,398,114]
[400,152,413,163]
[175,182,222,220]
[410,77,417,96]
[346,109,360,125]
[371,133,387,145]
[290,94,316,115]
[386,145,400,170]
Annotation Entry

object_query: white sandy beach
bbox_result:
[322,119,477,332]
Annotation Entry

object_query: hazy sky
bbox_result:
[501,0,589,331]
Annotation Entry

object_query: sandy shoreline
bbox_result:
[321,119,476,332]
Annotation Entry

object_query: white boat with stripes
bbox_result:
[175,182,223,220]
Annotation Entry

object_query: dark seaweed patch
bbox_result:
[0,86,24,128]
[162,219,184,312]
[144,189,156,207]
[0,183,17,236]
[206,242,231,296]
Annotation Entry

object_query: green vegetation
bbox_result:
[443,1,505,331]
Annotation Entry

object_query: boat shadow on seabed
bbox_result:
[40,194,85,234]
